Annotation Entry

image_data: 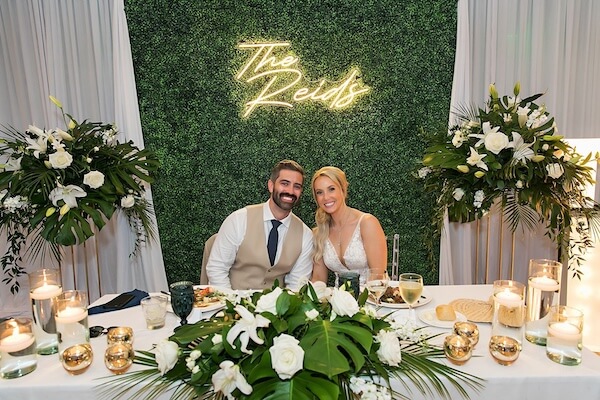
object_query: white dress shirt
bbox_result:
[206,201,313,290]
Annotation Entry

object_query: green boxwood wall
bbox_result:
[124,0,457,285]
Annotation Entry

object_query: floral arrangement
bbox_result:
[419,83,600,277]
[0,96,159,292]
[99,283,483,400]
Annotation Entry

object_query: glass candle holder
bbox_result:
[492,280,525,345]
[526,259,562,345]
[489,335,521,366]
[443,334,472,365]
[29,268,62,355]
[107,327,134,346]
[546,305,583,366]
[453,321,479,347]
[54,290,92,374]
[0,317,37,379]
[104,342,134,374]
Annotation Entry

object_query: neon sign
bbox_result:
[236,42,370,117]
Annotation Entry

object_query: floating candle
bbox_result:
[30,283,63,300]
[55,306,87,324]
[528,276,560,292]
[0,331,35,353]
[494,289,523,308]
[548,322,581,340]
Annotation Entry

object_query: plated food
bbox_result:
[369,286,432,309]
[193,287,226,308]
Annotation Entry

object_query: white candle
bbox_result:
[494,289,523,308]
[30,283,63,300]
[55,306,87,324]
[529,276,560,291]
[548,322,581,340]
[0,331,35,353]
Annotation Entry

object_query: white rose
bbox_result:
[305,309,319,320]
[121,195,135,208]
[83,171,105,189]
[375,330,402,366]
[452,188,465,201]
[255,286,283,315]
[329,287,359,318]
[546,163,564,179]
[484,130,509,154]
[269,334,304,380]
[48,150,73,169]
[155,339,179,376]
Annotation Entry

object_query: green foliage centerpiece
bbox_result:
[99,283,483,400]
[420,83,600,277]
[0,97,159,292]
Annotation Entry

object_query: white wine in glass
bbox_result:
[399,273,423,321]
[366,270,390,305]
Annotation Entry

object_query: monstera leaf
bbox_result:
[300,318,373,378]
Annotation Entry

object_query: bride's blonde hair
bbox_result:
[311,166,349,263]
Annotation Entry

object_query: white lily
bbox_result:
[510,132,535,163]
[212,360,252,400]
[466,147,488,171]
[517,106,530,127]
[25,128,48,158]
[48,183,87,208]
[226,304,270,354]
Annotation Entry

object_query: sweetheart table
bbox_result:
[1,284,599,400]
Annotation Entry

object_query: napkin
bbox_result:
[88,289,149,315]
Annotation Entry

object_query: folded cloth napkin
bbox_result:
[88,289,149,315]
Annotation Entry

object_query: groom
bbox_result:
[205,160,313,290]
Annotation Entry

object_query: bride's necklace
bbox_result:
[332,207,351,251]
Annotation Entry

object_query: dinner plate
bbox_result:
[417,308,467,328]
[367,288,432,309]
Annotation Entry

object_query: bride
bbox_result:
[310,166,387,283]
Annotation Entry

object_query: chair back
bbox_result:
[200,234,218,285]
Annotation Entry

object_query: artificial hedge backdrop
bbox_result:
[124,0,457,285]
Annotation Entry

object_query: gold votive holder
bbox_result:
[444,334,472,365]
[107,326,134,346]
[453,321,479,347]
[104,343,134,374]
[489,335,520,366]
[61,343,93,374]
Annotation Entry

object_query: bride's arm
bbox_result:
[311,257,329,283]
[361,214,388,274]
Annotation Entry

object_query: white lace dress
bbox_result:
[322,214,369,281]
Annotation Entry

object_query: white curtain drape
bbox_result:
[441,0,600,285]
[0,0,168,317]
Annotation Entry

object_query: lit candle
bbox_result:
[55,306,87,324]
[548,322,581,340]
[30,283,63,300]
[494,289,523,308]
[529,276,560,291]
[0,327,35,353]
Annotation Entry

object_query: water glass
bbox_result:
[54,290,93,374]
[170,281,195,325]
[546,305,583,366]
[526,259,562,345]
[29,268,62,355]
[492,280,525,346]
[141,295,168,329]
[0,317,37,379]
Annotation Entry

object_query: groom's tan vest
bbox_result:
[229,204,303,290]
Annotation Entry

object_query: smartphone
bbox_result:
[102,293,135,309]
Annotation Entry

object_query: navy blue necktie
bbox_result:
[267,219,282,266]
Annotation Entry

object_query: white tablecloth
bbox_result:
[1,285,599,400]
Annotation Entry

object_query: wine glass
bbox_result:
[169,281,194,325]
[399,273,423,322]
[365,270,390,305]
